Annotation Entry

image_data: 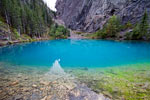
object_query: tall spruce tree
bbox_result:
[139,11,149,37]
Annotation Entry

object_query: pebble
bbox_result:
[137,89,146,93]
[8,91,15,95]
[65,84,74,90]
[22,88,30,92]
[17,74,22,78]
[46,95,52,100]
[142,82,149,89]
[41,96,47,100]
[40,88,44,91]
[24,78,28,80]
[72,90,80,97]
[52,81,57,84]
[14,95,23,100]
[10,81,19,86]
[103,91,112,99]
[112,87,119,93]
[0,90,2,93]
[40,81,50,86]
[32,84,37,88]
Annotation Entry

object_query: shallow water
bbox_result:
[0,39,150,100]
[0,39,150,69]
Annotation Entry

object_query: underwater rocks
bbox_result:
[40,81,50,86]
[10,81,19,86]
[32,84,38,88]
[0,41,8,46]
[0,65,110,100]
[69,84,110,100]
[70,64,150,100]
[1,63,150,100]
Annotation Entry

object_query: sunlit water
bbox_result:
[0,39,150,70]
[49,59,65,74]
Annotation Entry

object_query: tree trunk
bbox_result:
[5,10,11,41]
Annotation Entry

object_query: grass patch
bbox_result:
[76,32,83,35]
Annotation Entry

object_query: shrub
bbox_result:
[105,15,121,37]
[0,15,5,23]
[139,11,149,36]
[13,29,20,39]
[96,29,107,39]
[49,24,70,39]
[94,15,121,39]
[49,25,56,36]
[76,32,82,34]
[125,11,149,40]
[123,22,133,30]
[125,24,143,40]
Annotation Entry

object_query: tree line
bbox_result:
[92,11,150,40]
[0,0,53,38]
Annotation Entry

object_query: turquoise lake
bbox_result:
[0,39,150,68]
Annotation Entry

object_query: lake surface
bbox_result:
[1,39,150,100]
[0,39,150,68]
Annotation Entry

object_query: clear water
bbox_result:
[0,39,150,68]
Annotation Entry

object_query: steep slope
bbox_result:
[0,0,53,38]
[0,0,70,45]
[56,0,150,33]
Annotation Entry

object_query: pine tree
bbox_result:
[11,0,22,34]
[139,11,149,37]
[0,0,65,39]
[105,15,121,37]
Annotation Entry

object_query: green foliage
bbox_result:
[139,11,149,36]
[50,25,57,36]
[94,15,121,39]
[93,12,149,40]
[0,0,53,37]
[123,21,133,30]
[13,29,20,39]
[96,29,107,39]
[49,24,70,39]
[125,24,142,40]
[72,63,150,100]
[125,11,149,40]
[21,34,32,41]
[76,32,82,35]
[105,15,121,37]
[0,15,5,22]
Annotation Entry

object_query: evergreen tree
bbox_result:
[139,11,149,37]
[0,0,54,37]
[95,15,121,39]
[106,15,121,37]
[125,11,149,40]
[0,0,69,39]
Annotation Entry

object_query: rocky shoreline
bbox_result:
[0,37,51,47]
[1,61,150,100]
[0,62,110,100]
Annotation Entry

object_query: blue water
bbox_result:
[0,39,150,68]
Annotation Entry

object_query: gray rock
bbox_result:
[69,84,110,100]
[56,0,150,32]
[14,94,23,100]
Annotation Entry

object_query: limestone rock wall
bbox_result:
[56,0,150,32]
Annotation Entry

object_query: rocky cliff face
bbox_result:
[56,0,150,32]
